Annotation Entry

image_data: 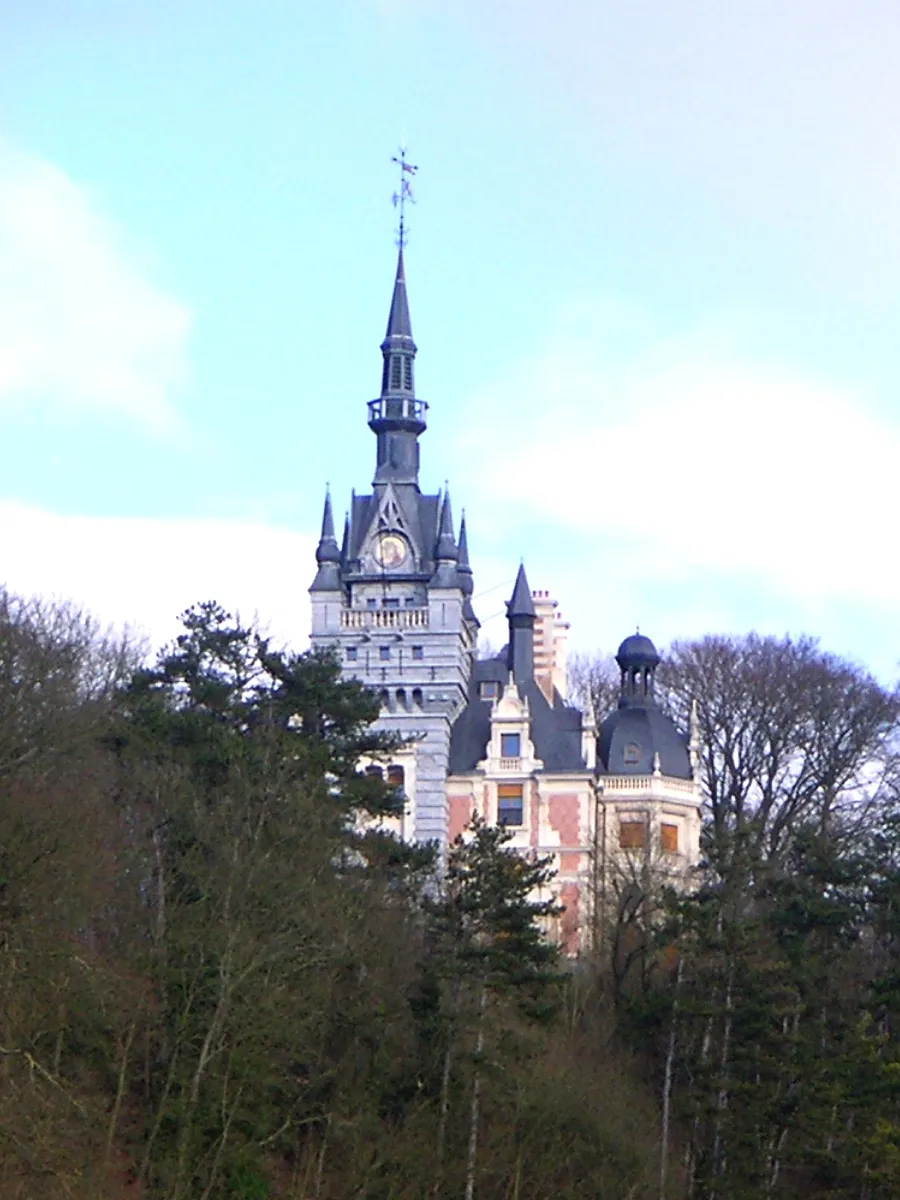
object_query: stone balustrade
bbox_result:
[340,608,430,630]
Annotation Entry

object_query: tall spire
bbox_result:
[368,154,429,486]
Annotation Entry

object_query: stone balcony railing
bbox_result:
[603,774,696,796]
[341,608,430,630]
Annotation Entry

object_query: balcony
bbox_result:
[341,608,430,630]
[367,397,428,431]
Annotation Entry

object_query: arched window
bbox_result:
[387,764,405,793]
[412,688,423,709]
[396,688,407,711]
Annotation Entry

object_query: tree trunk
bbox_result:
[660,958,683,1200]
[710,962,734,1198]
[464,980,487,1200]
[432,1036,454,1198]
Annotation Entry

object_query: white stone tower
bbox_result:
[308,247,478,845]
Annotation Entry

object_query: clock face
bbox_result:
[375,533,408,569]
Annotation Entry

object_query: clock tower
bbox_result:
[309,244,478,846]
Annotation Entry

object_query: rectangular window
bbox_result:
[346,647,358,662]
[497,783,524,827]
[379,646,391,661]
[366,598,377,610]
[500,732,521,758]
[619,820,646,850]
[412,645,424,660]
[383,598,400,609]
[661,823,679,854]
[480,680,499,699]
[405,596,417,607]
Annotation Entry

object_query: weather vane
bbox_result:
[391,146,417,248]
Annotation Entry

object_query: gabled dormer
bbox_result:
[477,673,544,775]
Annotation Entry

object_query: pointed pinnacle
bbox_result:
[458,512,471,570]
[320,488,335,541]
[435,487,457,561]
[316,488,340,565]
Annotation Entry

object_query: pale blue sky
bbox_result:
[1,0,899,678]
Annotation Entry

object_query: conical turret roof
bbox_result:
[507,563,536,619]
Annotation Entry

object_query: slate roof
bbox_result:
[601,631,692,779]
[597,698,692,780]
[449,657,587,775]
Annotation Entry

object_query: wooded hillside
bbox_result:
[2,591,899,1199]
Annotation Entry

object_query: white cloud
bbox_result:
[451,307,900,677]
[0,502,314,656]
[0,141,190,431]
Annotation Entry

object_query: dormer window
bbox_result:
[624,742,641,766]
[480,681,499,700]
[501,732,521,758]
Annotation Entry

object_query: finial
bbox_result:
[391,146,418,248]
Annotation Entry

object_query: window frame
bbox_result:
[497,782,524,828]
[661,822,679,854]
[618,819,647,850]
[500,732,521,759]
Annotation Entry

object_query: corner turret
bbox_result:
[507,563,536,688]
[458,513,479,628]
[310,489,342,592]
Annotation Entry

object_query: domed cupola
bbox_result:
[597,631,692,780]
[616,633,661,704]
